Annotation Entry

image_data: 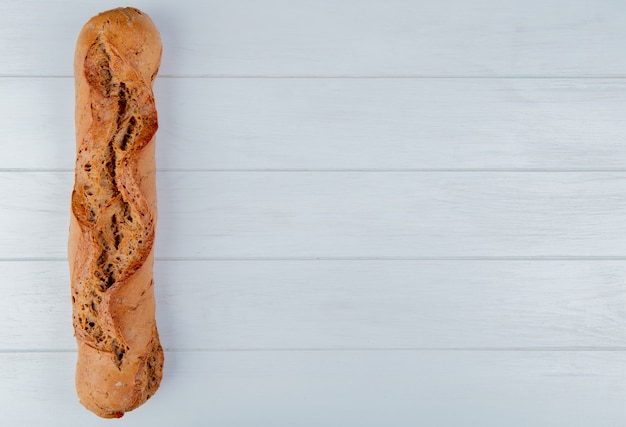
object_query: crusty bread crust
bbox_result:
[70,7,163,418]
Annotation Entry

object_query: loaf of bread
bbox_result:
[69,7,163,418]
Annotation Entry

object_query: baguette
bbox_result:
[69,7,163,418]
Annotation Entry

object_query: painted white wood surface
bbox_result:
[1,172,626,258]
[2,0,626,76]
[3,351,626,427]
[3,77,626,170]
[2,0,626,424]
[4,260,626,350]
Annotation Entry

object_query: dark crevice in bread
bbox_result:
[86,36,113,96]
[143,328,164,399]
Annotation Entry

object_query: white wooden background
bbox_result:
[2,0,626,425]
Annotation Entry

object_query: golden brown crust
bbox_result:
[70,7,163,418]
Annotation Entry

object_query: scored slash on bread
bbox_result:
[69,7,163,418]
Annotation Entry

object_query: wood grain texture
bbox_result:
[3,260,626,350]
[3,351,626,426]
[2,0,626,76]
[1,172,625,258]
[3,77,626,170]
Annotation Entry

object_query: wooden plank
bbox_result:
[2,350,626,426]
[4,77,626,170]
[1,171,626,258]
[4,260,626,350]
[2,0,626,76]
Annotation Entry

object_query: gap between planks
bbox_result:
[4,168,626,173]
[7,256,626,262]
[5,347,626,354]
[5,75,626,79]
